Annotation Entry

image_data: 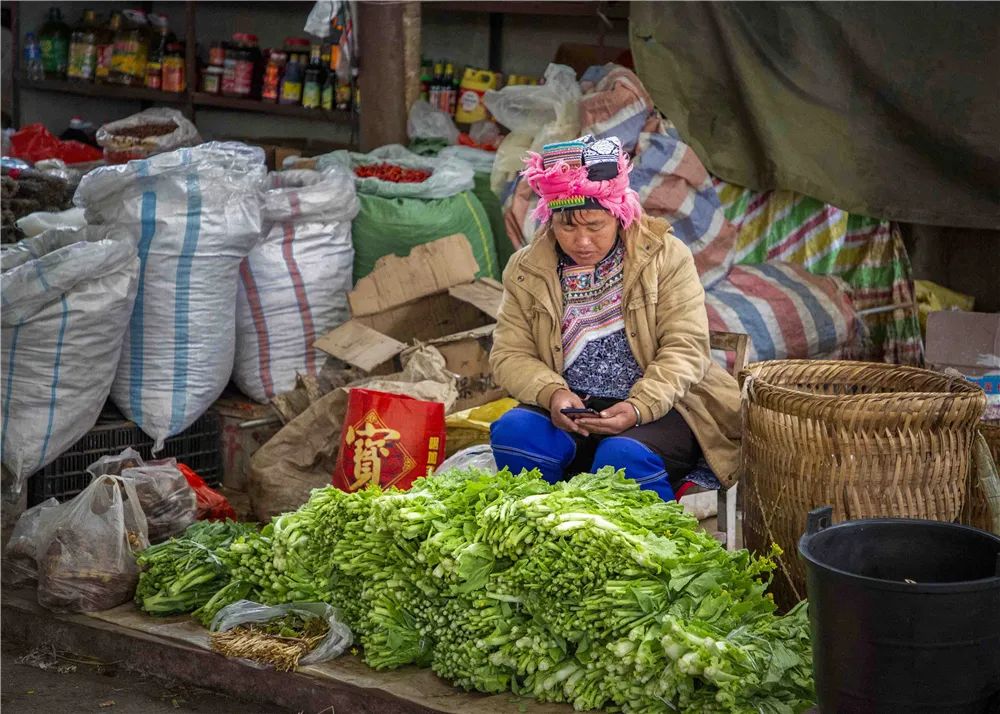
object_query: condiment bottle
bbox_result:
[95,12,120,83]
[144,13,169,89]
[109,9,150,86]
[262,50,287,103]
[302,45,325,109]
[161,42,186,93]
[67,9,99,82]
[39,7,71,79]
[279,38,309,105]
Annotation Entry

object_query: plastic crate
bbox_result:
[27,409,222,506]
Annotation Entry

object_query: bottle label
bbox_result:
[67,42,97,79]
[163,59,186,93]
[281,81,303,103]
[233,59,255,96]
[40,37,68,72]
[96,44,113,79]
[321,85,334,110]
[302,83,321,108]
[25,44,42,62]
[112,38,147,79]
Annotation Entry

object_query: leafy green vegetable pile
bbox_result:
[137,467,815,712]
[135,520,255,619]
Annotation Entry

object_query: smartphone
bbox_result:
[560,407,600,418]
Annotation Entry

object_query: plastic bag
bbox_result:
[15,207,87,238]
[1,226,140,491]
[211,600,353,667]
[435,445,497,475]
[121,460,198,543]
[438,145,496,174]
[3,497,60,586]
[96,108,201,163]
[36,475,149,612]
[178,463,237,521]
[7,123,103,165]
[334,388,447,492]
[84,447,145,478]
[317,144,474,199]
[407,100,460,145]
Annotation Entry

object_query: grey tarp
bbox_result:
[630,2,1000,229]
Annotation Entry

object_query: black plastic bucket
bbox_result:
[799,507,1000,714]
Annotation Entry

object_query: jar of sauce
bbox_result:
[262,50,286,103]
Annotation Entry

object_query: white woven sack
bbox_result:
[75,142,266,449]
[1,226,139,492]
[234,167,359,403]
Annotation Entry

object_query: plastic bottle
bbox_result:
[262,50,286,103]
[95,12,121,83]
[67,9,99,82]
[321,69,336,111]
[23,33,44,81]
[109,9,151,86]
[161,42,186,93]
[279,38,309,105]
[39,7,71,79]
[430,62,443,112]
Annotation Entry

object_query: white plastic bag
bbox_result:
[234,167,359,403]
[407,100,460,144]
[211,600,353,666]
[84,447,145,478]
[1,226,139,491]
[15,207,87,238]
[316,144,474,199]
[435,445,497,475]
[36,474,149,612]
[75,142,266,449]
[486,64,582,193]
[438,145,496,174]
[3,497,60,586]
[96,108,201,162]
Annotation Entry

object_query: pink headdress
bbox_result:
[521,135,643,229]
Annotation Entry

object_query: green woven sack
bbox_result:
[351,190,497,282]
[317,145,498,282]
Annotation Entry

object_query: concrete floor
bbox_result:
[0,640,292,714]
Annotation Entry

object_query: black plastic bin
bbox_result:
[27,406,222,506]
[799,507,1000,714]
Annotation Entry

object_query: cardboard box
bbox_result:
[926,311,1000,378]
[315,235,507,412]
[926,311,1000,419]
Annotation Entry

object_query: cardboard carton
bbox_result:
[926,311,1000,378]
[315,235,507,412]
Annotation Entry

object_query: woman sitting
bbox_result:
[489,135,741,500]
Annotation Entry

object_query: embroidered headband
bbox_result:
[521,134,643,229]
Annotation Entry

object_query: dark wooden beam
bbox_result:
[357,2,419,151]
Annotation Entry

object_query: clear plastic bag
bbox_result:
[407,100,460,144]
[3,497,60,586]
[211,600,353,666]
[36,474,149,612]
[435,445,497,475]
[84,448,197,543]
[316,144,474,200]
[121,459,198,544]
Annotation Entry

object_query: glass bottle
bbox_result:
[67,9,99,82]
[95,12,121,83]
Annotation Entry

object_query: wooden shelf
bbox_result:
[17,76,188,105]
[430,2,630,19]
[191,93,355,124]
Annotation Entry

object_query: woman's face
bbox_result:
[551,209,618,266]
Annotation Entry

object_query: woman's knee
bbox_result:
[490,407,576,480]
[592,436,675,500]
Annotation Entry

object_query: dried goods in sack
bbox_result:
[36,474,149,612]
[75,142,266,450]
[95,108,200,163]
[1,226,140,492]
[3,497,60,586]
[234,166,358,403]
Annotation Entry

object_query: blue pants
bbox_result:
[490,406,700,501]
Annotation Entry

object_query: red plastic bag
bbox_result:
[178,463,237,521]
[8,123,103,165]
[333,389,446,492]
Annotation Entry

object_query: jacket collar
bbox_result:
[518,217,666,284]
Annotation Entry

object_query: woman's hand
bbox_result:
[549,389,590,436]
[575,401,638,436]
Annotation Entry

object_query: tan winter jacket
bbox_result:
[489,215,742,486]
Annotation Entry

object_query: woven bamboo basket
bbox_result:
[740,360,986,609]
[970,420,1000,532]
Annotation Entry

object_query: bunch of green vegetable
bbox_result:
[140,466,815,711]
[135,520,254,616]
